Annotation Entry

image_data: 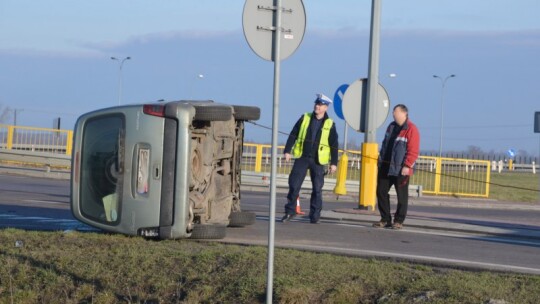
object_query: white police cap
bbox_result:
[315,93,332,105]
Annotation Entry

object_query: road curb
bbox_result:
[320,209,540,241]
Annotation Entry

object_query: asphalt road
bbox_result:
[1,174,540,275]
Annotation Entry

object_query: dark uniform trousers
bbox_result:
[284,157,325,222]
[376,170,410,224]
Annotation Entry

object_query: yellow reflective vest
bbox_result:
[292,113,333,165]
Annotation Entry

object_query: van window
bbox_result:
[80,115,125,224]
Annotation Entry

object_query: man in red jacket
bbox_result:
[373,104,420,230]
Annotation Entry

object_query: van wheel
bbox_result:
[190,224,227,239]
[228,211,256,227]
[193,105,232,121]
[233,105,260,121]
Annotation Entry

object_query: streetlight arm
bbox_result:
[434,74,456,87]
[111,56,131,105]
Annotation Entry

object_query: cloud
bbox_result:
[0,46,105,59]
[78,29,240,51]
[380,29,540,48]
[3,27,538,60]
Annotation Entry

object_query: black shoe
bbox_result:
[281,214,296,223]
[310,219,320,224]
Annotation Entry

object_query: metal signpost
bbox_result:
[360,0,384,210]
[507,148,516,171]
[340,0,385,210]
[535,112,540,201]
[243,1,306,302]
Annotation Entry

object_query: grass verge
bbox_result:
[489,172,540,202]
[1,229,539,303]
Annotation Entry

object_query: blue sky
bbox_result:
[1,0,539,155]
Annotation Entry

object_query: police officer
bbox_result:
[281,93,339,224]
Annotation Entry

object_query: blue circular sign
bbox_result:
[333,84,349,120]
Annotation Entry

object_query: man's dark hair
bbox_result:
[394,104,408,113]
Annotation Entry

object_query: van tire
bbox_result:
[233,105,260,121]
[190,224,227,239]
[194,105,232,121]
[228,211,256,227]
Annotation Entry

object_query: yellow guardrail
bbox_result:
[0,124,491,198]
[242,143,363,181]
[410,156,491,198]
[0,124,73,155]
[243,143,491,198]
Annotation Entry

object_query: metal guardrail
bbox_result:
[411,156,491,198]
[0,124,73,155]
[0,150,71,169]
[243,143,492,198]
[242,143,363,180]
[242,171,422,197]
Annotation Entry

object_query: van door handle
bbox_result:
[153,164,161,180]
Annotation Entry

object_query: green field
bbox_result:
[488,172,540,202]
[1,229,539,303]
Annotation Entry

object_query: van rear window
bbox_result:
[80,115,125,225]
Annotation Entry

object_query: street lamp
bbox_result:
[111,56,131,105]
[189,74,204,99]
[433,74,456,159]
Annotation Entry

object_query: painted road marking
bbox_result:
[0,213,98,231]
[23,199,66,205]
[240,215,540,275]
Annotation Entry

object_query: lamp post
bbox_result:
[13,108,23,126]
[189,74,204,99]
[433,74,456,158]
[111,56,131,105]
[387,73,397,102]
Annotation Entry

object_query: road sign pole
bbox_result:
[359,0,382,210]
[344,123,349,151]
[535,112,540,202]
[365,0,381,143]
[243,1,305,300]
[266,1,282,302]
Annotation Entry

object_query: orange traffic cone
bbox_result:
[295,196,305,215]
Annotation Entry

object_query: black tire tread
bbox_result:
[233,105,260,121]
[193,105,232,121]
[228,211,256,227]
[190,224,227,239]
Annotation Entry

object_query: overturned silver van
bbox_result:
[70,100,260,239]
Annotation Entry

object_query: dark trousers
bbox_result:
[376,171,410,224]
[284,157,325,222]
